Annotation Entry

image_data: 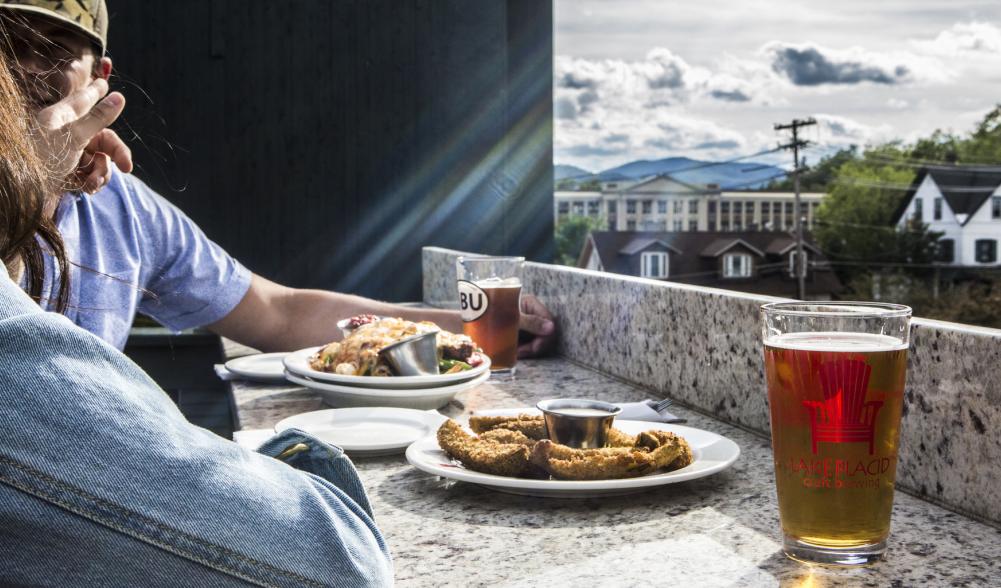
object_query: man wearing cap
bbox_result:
[0,0,558,354]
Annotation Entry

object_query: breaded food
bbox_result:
[606,427,636,447]
[529,440,660,480]
[469,414,549,440]
[436,420,531,477]
[479,428,536,446]
[636,430,693,470]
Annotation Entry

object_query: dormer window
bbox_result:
[993,196,1001,220]
[934,197,942,221]
[912,198,923,222]
[723,253,752,278]
[641,252,668,279]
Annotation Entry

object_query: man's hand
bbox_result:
[518,294,557,358]
[31,75,132,194]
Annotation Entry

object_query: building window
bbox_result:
[608,201,617,214]
[626,200,636,214]
[673,200,682,214]
[641,251,669,279]
[688,220,698,232]
[761,202,771,217]
[657,200,667,214]
[723,253,752,278]
[774,201,783,228]
[627,220,636,230]
[936,239,954,263]
[587,201,600,216]
[721,201,730,214]
[993,196,1001,219]
[572,202,585,215]
[734,219,743,230]
[913,198,923,221]
[934,198,942,221]
[745,202,754,227]
[642,200,652,214]
[558,202,569,215]
[734,201,743,215]
[672,219,682,231]
[789,250,808,277]
[689,199,698,214]
[975,239,997,263]
[606,183,618,189]
[607,219,616,231]
[720,219,730,231]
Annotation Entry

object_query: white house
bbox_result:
[895,166,1001,266]
[555,174,824,232]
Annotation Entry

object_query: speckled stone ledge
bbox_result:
[422,247,1001,527]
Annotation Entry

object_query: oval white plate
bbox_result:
[283,346,491,389]
[224,353,290,383]
[275,407,448,457]
[284,369,491,410]
[406,420,740,498]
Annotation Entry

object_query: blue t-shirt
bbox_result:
[33,167,252,349]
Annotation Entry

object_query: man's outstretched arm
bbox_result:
[208,273,557,354]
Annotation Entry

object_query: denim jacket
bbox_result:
[0,266,393,587]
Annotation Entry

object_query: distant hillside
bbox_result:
[558,156,787,190]
[554,164,592,180]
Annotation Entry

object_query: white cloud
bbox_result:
[914,22,1001,56]
[814,114,894,147]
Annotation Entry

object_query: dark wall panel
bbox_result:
[107,0,553,301]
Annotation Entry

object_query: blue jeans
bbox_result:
[0,268,393,587]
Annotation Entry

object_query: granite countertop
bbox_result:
[225,349,1001,587]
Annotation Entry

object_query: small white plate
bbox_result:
[406,420,740,498]
[284,369,491,410]
[275,407,448,457]
[224,353,290,383]
[283,346,491,389]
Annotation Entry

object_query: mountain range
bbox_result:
[555,157,788,190]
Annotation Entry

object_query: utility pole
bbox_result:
[775,117,816,300]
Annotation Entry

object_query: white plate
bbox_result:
[284,369,491,410]
[274,407,448,457]
[224,353,290,383]
[405,420,740,498]
[283,346,491,389]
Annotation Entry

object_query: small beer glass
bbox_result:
[456,256,523,374]
[761,302,911,565]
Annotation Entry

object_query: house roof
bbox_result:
[699,238,765,257]
[615,173,709,194]
[584,230,841,298]
[894,165,1001,226]
[618,238,681,255]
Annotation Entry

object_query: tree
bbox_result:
[554,215,605,266]
[814,145,942,286]
[766,147,858,191]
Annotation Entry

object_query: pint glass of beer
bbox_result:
[456,256,524,374]
[761,302,911,565]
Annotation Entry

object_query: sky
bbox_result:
[554,0,1001,173]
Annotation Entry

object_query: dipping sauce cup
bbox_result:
[537,399,621,449]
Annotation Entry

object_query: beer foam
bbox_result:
[474,277,522,288]
[765,332,908,352]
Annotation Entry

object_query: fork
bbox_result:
[652,398,675,413]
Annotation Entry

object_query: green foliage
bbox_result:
[554,215,605,266]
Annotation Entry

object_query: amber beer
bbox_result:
[761,303,911,565]
[459,280,521,370]
[456,256,525,373]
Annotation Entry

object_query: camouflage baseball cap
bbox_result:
[0,1,108,54]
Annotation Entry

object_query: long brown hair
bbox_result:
[0,51,69,311]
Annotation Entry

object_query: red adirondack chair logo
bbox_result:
[802,359,884,455]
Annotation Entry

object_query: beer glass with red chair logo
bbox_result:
[456,256,524,374]
[761,302,911,565]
